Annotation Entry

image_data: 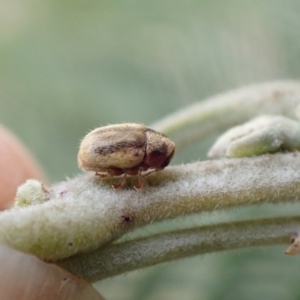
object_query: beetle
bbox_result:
[78,123,175,190]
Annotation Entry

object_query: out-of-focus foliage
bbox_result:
[1,0,300,299]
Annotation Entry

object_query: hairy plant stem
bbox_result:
[151,81,300,150]
[6,152,300,261]
[58,216,299,281]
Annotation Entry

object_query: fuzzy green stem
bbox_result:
[151,81,300,150]
[208,115,300,158]
[58,216,298,281]
[4,152,300,260]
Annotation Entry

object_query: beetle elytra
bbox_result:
[78,123,175,190]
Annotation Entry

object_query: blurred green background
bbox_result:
[2,0,300,299]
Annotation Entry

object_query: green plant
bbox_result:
[5,80,300,286]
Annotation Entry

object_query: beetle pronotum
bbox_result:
[78,123,175,190]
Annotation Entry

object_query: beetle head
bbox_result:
[144,130,175,169]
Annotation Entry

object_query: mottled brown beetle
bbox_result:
[78,123,175,190]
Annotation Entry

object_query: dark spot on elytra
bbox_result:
[68,242,73,247]
[94,141,144,155]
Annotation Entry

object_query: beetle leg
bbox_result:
[112,173,127,190]
[133,168,144,190]
[95,172,109,178]
[134,168,160,190]
[143,168,159,177]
